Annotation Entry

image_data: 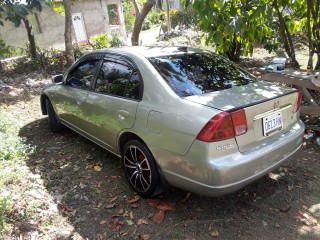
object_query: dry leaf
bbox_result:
[137,219,148,225]
[279,205,292,213]
[126,220,134,226]
[140,234,151,240]
[118,208,124,214]
[130,203,139,208]
[153,210,165,224]
[147,199,177,211]
[211,230,219,237]
[129,211,134,219]
[110,197,118,203]
[94,165,102,172]
[106,203,116,209]
[128,194,140,204]
[100,220,108,225]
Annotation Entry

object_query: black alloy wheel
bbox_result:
[122,140,160,198]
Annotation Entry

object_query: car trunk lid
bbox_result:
[185,81,300,153]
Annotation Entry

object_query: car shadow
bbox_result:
[18,117,317,239]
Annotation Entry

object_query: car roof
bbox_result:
[88,46,207,58]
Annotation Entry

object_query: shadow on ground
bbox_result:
[18,117,320,239]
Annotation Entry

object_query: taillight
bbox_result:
[230,109,247,136]
[196,109,247,142]
[293,90,302,113]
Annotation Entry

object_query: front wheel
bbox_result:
[46,99,63,133]
[122,140,161,198]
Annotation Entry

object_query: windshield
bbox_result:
[148,52,256,97]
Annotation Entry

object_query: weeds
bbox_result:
[90,33,109,50]
[0,109,34,232]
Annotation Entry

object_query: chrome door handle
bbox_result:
[118,110,129,120]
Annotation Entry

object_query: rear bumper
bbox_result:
[156,120,304,197]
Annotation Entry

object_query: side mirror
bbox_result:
[52,74,63,83]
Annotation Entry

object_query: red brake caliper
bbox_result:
[139,154,150,177]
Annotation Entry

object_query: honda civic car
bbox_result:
[40,46,304,198]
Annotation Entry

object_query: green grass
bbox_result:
[0,109,35,232]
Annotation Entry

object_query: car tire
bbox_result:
[122,140,161,198]
[46,99,63,133]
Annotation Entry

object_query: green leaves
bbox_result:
[0,0,44,28]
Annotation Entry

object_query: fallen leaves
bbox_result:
[94,165,102,172]
[140,234,151,240]
[137,219,148,225]
[147,199,177,211]
[153,210,165,224]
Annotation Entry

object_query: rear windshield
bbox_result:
[148,52,256,97]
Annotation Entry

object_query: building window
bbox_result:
[27,13,41,34]
[107,4,120,25]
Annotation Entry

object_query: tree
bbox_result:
[304,0,320,69]
[131,0,156,46]
[272,0,301,68]
[49,0,74,67]
[183,0,273,62]
[0,0,43,59]
[62,0,74,67]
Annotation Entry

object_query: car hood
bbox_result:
[184,81,297,111]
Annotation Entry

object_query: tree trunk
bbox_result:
[156,0,162,10]
[131,0,156,46]
[273,1,300,69]
[315,54,320,70]
[307,0,314,68]
[63,0,74,67]
[22,18,37,59]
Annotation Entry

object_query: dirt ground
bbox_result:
[0,47,320,240]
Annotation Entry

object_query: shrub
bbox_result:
[73,44,88,60]
[123,0,135,32]
[148,8,161,25]
[170,9,198,29]
[89,33,109,50]
[142,19,151,30]
[110,32,123,47]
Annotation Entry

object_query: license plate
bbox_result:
[263,112,283,136]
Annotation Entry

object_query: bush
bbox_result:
[73,44,88,60]
[0,40,11,59]
[123,0,135,32]
[148,8,161,25]
[142,19,151,30]
[170,9,198,29]
[89,33,109,50]
[110,32,123,47]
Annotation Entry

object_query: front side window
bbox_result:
[95,60,141,99]
[148,52,256,97]
[66,60,100,90]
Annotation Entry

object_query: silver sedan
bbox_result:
[40,46,304,198]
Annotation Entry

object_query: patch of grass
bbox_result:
[0,196,11,229]
[0,109,35,232]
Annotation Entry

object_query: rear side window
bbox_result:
[148,53,255,97]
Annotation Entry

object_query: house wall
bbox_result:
[163,0,184,11]
[0,0,125,49]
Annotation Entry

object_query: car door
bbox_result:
[84,57,142,151]
[52,55,102,133]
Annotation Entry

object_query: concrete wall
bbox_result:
[0,0,125,49]
[163,0,184,11]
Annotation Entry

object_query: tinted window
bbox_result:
[125,72,141,100]
[66,60,100,89]
[148,53,255,97]
[95,61,140,99]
